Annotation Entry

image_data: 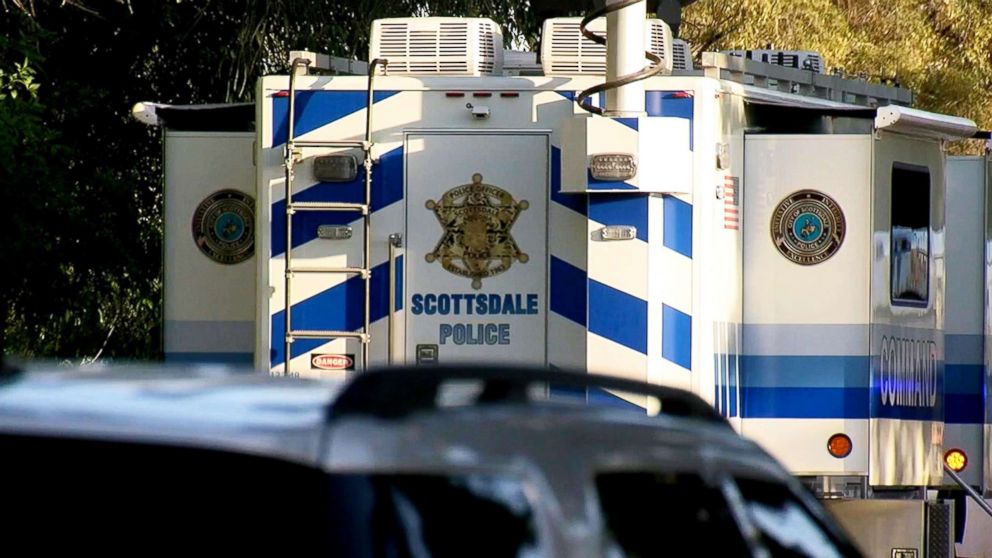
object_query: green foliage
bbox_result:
[682,0,992,153]
[1,0,536,363]
[0,58,39,100]
[1,6,161,361]
[3,0,990,363]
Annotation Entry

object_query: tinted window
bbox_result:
[735,478,846,558]
[891,163,930,306]
[325,473,539,557]
[596,472,750,556]
[2,434,335,554]
[2,435,539,557]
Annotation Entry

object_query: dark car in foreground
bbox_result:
[0,364,861,556]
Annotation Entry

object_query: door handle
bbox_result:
[388,233,403,365]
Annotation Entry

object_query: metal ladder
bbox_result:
[282,57,386,376]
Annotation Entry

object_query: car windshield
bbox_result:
[734,477,845,558]
[325,472,540,558]
[595,471,752,556]
[595,471,854,558]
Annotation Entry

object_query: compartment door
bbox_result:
[404,133,548,365]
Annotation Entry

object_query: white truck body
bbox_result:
[147,14,992,556]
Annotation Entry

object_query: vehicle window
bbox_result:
[595,472,751,557]
[734,478,845,558]
[2,434,337,554]
[325,473,540,558]
[2,434,540,557]
[891,162,930,306]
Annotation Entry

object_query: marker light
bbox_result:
[600,225,637,241]
[944,449,968,472]
[589,153,637,181]
[313,154,358,182]
[827,434,852,458]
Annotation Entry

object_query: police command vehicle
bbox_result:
[132,1,992,555]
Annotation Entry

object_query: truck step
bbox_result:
[288,330,370,343]
[286,267,369,277]
[292,139,368,149]
[287,202,368,213]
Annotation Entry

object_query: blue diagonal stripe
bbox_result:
[394,255,404,313]
[271,147,403,257]
[645,91,694,150]
[548,384,645,412]
[549,382,586,401]
[663,195,692,258]
[550,146,587,216]
[552,91,694,148]
[589,387,645,411]
[270,260,396,367]
[587,169,639,191]
[550,256,586,326]
[588,194,649,242]
[615,117,638,131]
[588,279,647,354]
[662,304,692,370]
[272,90,399,146]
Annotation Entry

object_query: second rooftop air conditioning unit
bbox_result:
[541,17,674,76]
[370,17,503,76]
[672,39,693,71]
[724,49,825,73]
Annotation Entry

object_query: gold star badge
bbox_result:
[425,173,529,289]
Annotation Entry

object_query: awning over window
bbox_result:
[741,86,878,119]
[132,102,254,131]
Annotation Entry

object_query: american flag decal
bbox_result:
[723,175,739,230]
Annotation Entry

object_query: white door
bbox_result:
[405,133,548,365]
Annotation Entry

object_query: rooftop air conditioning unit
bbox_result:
[541,17,674,76]
[672,39,693,71]
[723,49,825,73]
[370,17,503,76]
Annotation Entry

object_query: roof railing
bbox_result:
[288,50,369,76]
[701,52,913,108]
[327,365,729,427]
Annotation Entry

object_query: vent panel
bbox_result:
[672,39,693,71]
[370,18,503,76]
[541,18,673,76]
[723,49,825,74]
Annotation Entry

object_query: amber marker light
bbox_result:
[944,449,968,472]
[827,433,852,458]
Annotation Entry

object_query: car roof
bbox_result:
[323,401,788,529]
[0,364,344,464]
[320,366,782,479]
[326,401,783,477]
[0,364,781,483]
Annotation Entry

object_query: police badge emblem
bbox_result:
[191,189,255,265]
[770,189,846,265]
[425,173,529,289]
